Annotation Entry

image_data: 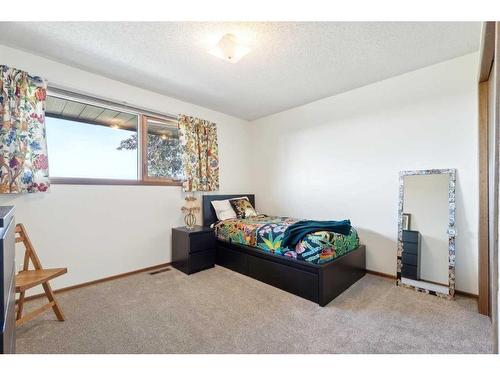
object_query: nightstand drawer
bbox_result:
[402,241,419,255]
[402,230,419,244]
[402,252,418,265]
[190,233,215,253]
[401,264,418,279]
[189,249,215,274]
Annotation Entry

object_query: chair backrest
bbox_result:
[15,223,43,272]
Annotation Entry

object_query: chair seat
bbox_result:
[16,268,67,292]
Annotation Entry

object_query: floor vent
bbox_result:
[149,267,171,275]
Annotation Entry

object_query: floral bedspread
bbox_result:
[213,215,359,264]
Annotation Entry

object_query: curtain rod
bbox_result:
[47,84,178,123]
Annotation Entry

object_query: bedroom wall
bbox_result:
[249,52,479,294]
[0,44,252,291]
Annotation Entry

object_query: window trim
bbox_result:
[46,87,184,187]
[50,177,182,187]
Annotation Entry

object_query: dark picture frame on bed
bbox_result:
[202,194,366,307]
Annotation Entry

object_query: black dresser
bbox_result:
[401,230,421,281]
[172,226,215,275]
[0,206,15,354]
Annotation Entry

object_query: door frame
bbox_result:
[477,21,496,317]
[477,21,499,354]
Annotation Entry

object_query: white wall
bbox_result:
[249,53,479,294]
[403,174,449,285]
[0,45,252,290]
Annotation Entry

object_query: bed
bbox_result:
[203,194,366,307]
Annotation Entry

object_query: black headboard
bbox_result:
[202,194,255,227]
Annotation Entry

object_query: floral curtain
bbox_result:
[178,115,219,192]
[0,65,50,193]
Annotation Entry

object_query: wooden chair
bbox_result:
[15,223,67,327]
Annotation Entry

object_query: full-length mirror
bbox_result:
[397,169,456,299]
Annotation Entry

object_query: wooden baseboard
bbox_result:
[365,269,478,299]
[454,290,479,299]
[366,269,395,280]
[18,263,171,303]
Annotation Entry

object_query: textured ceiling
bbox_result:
[0,22,481,120]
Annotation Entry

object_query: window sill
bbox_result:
[50,177,183,187]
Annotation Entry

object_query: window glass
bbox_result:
[144,117,183,180]
[45,96,138,180]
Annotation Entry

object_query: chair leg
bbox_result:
[16,301,56,327]
[16,291,25,321]
[42,281,65,321]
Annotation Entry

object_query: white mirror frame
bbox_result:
[396,168,456,299]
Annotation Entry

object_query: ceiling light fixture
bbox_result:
[208,33,250,64]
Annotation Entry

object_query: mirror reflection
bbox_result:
[400,172,450,294]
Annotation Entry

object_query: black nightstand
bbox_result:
[401,230,421,280]
[171,226,215,275]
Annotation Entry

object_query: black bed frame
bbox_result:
[203,194,366,307]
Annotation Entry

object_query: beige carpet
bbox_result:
[16,266,493,354]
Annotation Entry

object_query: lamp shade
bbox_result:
[182,195,200,213]
[184,196,198,209]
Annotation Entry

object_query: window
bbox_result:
[142,116,183,183]
[45,92,183,185]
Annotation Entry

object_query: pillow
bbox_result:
[211,196,248,221]
[230,198,257,219]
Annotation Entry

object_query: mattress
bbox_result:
[213,215,359,264]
